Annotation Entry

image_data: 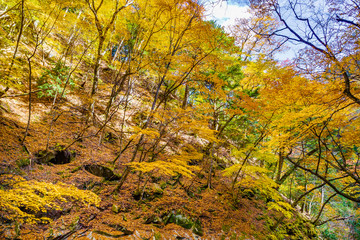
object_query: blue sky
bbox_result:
[204,1,297,61]
[205,1,250,30]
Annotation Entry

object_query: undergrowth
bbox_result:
[0,174,100,224]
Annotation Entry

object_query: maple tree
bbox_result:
[226,0,360,236]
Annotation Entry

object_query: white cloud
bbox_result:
[205,3,250,30]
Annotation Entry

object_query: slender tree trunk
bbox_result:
[99,73,128,145]
[207,148,214,189]
[276,148,284,182]
[114,69,167,192]
[112,79,132,165]
[91,36,105,96]
[321,185,325,205]
[22,56,33,144]
[302,173,308,213]
[0,0,25,98]
[182,84,189,109]
[111,38,124,63]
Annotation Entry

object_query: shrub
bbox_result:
[0,174,100,224]
[37,62,74,98]
[15,158,30,168]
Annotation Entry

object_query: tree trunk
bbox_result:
[182,84,189,109]
[276,147,284,182]
[91,37,105,96]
